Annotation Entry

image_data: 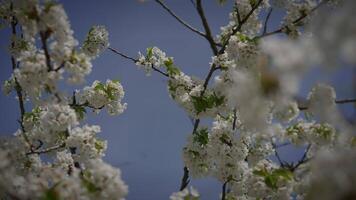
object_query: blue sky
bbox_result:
[0,1,354,199]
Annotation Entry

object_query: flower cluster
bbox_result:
[0,0,128,199]
[136,46,169,75]
[82,25,110,58]
[170,186,200,200]
[76,79,127,116]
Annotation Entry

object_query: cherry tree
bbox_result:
[1,0,356,200]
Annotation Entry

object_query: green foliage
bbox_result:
[82,171,101,193]
[249,0,257,7]
[253,168,294,190]
[219,133,232,147]
[23,107,41,122]
[193,128,209,146]
[184,195,200,200]
[146,47,153,59]
[94,81,120,101]
[191,93,225,114]
[95,139,106,153]
[41,184,60,200]
[236,32,258,44]
[72,105,86,120]
[312,124,334,140]
[164,57,180,76]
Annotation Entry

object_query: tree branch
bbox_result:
[9,10,32,147]
[256,0,327,39]
[221,180,229,200]
[219,0,263,54]
[26,142,65,155]
[40,30,53,71]
[195,0,218,55]
[154,0,206,38]
[108,47,169,77]
[298,98,356,111]
[291,144,311,171]
[263,8,273,35]
[179,166,190,191]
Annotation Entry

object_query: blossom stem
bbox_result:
[108,47,169,77]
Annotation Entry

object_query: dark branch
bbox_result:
[179,166,190,191]
[26,143,65,155]
[298,98,356,111]
[232,108,237,130]
[154,0,206,38]
[219,0,263,54]
[221,180,229,200]
[263,8,273,34]
[291,144,311,171]
[195,0,218,55]
[257,0,327,39]
[272,143,286,167]
[108,47,169,77]
[40,31,53,71]
[9,10,31,147]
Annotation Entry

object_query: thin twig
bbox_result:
[108,47,169,77]
[234,3,242,25]
[263,8,273,34]
[179,166,190,191]
[298,98,356,111]
[26,143,65,155]
[232,108,237,130]
[272,143,285,167]
[40,31,52,71]
[189,0,196,8]
[291,144,311,171]
[154,0,206,38]
[108,47,138,62]
[219,0,263,54]
[257,0,327,39]
[195,0,218,55]
[221,180,229,200]
[9,9,32,147]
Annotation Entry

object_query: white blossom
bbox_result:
[82,25,109,58]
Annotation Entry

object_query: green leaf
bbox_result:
[146,47,153,59]
[193,128,209,146]
[72,105,86,120]
[41,184,60,200]
[82,172,101,193]
[191,93,225,114]
[219,134,232,147]
[249,0,257,7]
[264,175,277,190]
[272,169,293,181]
[94,82,105,92]
[112,79,120,84]
[95,139,106,153]
[164,57,180,76]
[253,169,268,177]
